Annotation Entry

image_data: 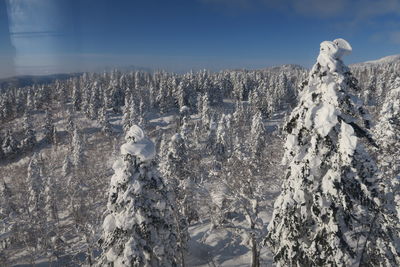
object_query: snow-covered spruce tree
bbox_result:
[27,153,45,218]
[129,103,140,129]
[89,84,101,120]
[21,111,36,152]
[36,85,51,109]
[25,153,49,260]
[0,180,14,254]
[250,110,266,159]
[57,81,69,108]
[26,88,35,110]
[122,95,133,132]
[201,93,211,130]
[66,109,75,137]
[374,76,400,217]
[176,79,188,110]
[205,115,217,155]
[2,130,19,158]
[159,133,192,265]
[0,180,13,219]
[157,79,173,114]
[0,96,11,122]
[68,127,88,222]
[139,98,146,118]
[138,114,147,130]
[249,88,262,115]
[179,107,191,143]
[98,125,179,266]
[99,107,113,136]
[71,127,86,169]
[62,155,73,177]
[51,126,58,146]
[214,114,231,167]
[43,108,55,144]
[177,105,190,131]
[44,175,58,223]
[0,134,4,160]
[233,100,246,129]
[111,83,124,113]
[266,39,400,266]
[72,83,82,111]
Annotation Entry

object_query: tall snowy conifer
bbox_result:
[374,76,400,218]
[21,111,36,151]
[43,108,56,144]
[201,93,211,129]
[375,76,400,180]
[89,84,101,119]
[122,94,133,132]
[215,114,230,165]
[250,110,266,159]
[233,100,245,129]
[205,116,217,154]
[62,155,73,177]
[159,133,192,264]
[66,109,75,137]
[266,39,400,266]
[72,83,82,111]
[44,175,58,222]
[2,130,19,158]
[99,107,113,136]
[71,128,85,169]
[27,153,44,217]
[0,134,3,160]
[98,125,179,266]
[0,180,13,218]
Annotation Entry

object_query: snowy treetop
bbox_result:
[121,125,155,162]
[317,38,352,73]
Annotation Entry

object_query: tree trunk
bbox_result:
[251,235,259,267]
[181,249,185,267]
[87,247,92,266]
[249,218,260,267]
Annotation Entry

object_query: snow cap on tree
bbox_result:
[317,38,352,72]
[121,125,155,162]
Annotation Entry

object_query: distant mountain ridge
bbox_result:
[351,54,400,66]
[1,55,398,91]
[0,73,81,90]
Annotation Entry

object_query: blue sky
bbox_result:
[0,0,399,77]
